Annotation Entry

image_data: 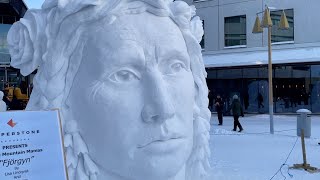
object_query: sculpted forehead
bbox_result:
[88,12,187,51]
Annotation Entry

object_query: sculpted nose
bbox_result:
[142,73,175,124]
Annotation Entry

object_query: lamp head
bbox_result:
[252,15,263,33]
[261,7,273,28]
[279,10,290,30]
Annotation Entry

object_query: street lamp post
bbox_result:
[267,24,274,134]
[252,6,289,134]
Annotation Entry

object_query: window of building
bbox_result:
[205,63,319,113]
[0,15,16,24]
[0,24,12,64]
[224,15,247,47]
[200,20,205,49]
[270,9,294,43]
[311,65,320,112]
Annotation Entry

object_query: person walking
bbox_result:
[215,95,224,125]
[230,95,244,132]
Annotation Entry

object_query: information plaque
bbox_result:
[0,110,68,180]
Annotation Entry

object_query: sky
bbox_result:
[24,0,45,9]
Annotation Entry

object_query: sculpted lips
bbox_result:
[136,132,187,154]
[137,136,184,149]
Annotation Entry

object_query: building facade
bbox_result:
[0,0,31,110]
[183,0,320,113]
[0,0,29,91]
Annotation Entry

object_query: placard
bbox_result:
[0,110,68,180]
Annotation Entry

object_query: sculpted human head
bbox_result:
[68,12,195,180]
[7,1,211,180]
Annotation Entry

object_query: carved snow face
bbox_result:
[68,12,194,180]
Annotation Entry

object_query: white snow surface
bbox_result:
[208,114,320,180]
[296,109,312,113]
[203,46,320,68]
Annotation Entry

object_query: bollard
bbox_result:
[296,109,311,138]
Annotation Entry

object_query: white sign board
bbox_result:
[0,110,68,180]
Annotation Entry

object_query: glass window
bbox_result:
[243,68,259,78]
[217,68,242,79]
[310,65,320,113]
[0,24,12,64]
[274,65,311,113]
[258,66,268,78]
[243,67,268,113]
[275,66,292,78]
[206,68,217,79]
[270,9,294,43]
[200,20,205,49]
[224,15,247,47]
[205,63,320,114]
[245,79,268,113]
[292,65,310,78]
[0,15,16,25]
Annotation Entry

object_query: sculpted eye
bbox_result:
[109,69,140,83]
[165,61,187,75]
[171,63,184,72]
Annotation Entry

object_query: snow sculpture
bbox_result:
[7,0,211,180]
[0,91,7,111]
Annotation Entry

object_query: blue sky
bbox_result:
[24,0,45,9]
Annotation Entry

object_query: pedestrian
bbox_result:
[9,94,23,110]
[230,95,244,132]
[215,95,224,125]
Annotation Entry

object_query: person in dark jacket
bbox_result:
[215,95,224,125]
[9,95,23,110]
[2,90,11,107]
[230,95,244,132]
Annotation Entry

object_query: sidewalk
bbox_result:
[208,114,320,180]
[210,114,320,137]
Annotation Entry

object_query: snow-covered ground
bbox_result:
[208,114,320,180]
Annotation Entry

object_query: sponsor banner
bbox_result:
[0,110,68,180]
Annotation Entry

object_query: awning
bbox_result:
[203,46,320,68]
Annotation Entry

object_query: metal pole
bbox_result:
[5,66,7,87]
[268,26,274,134]
[300,129,308,168]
